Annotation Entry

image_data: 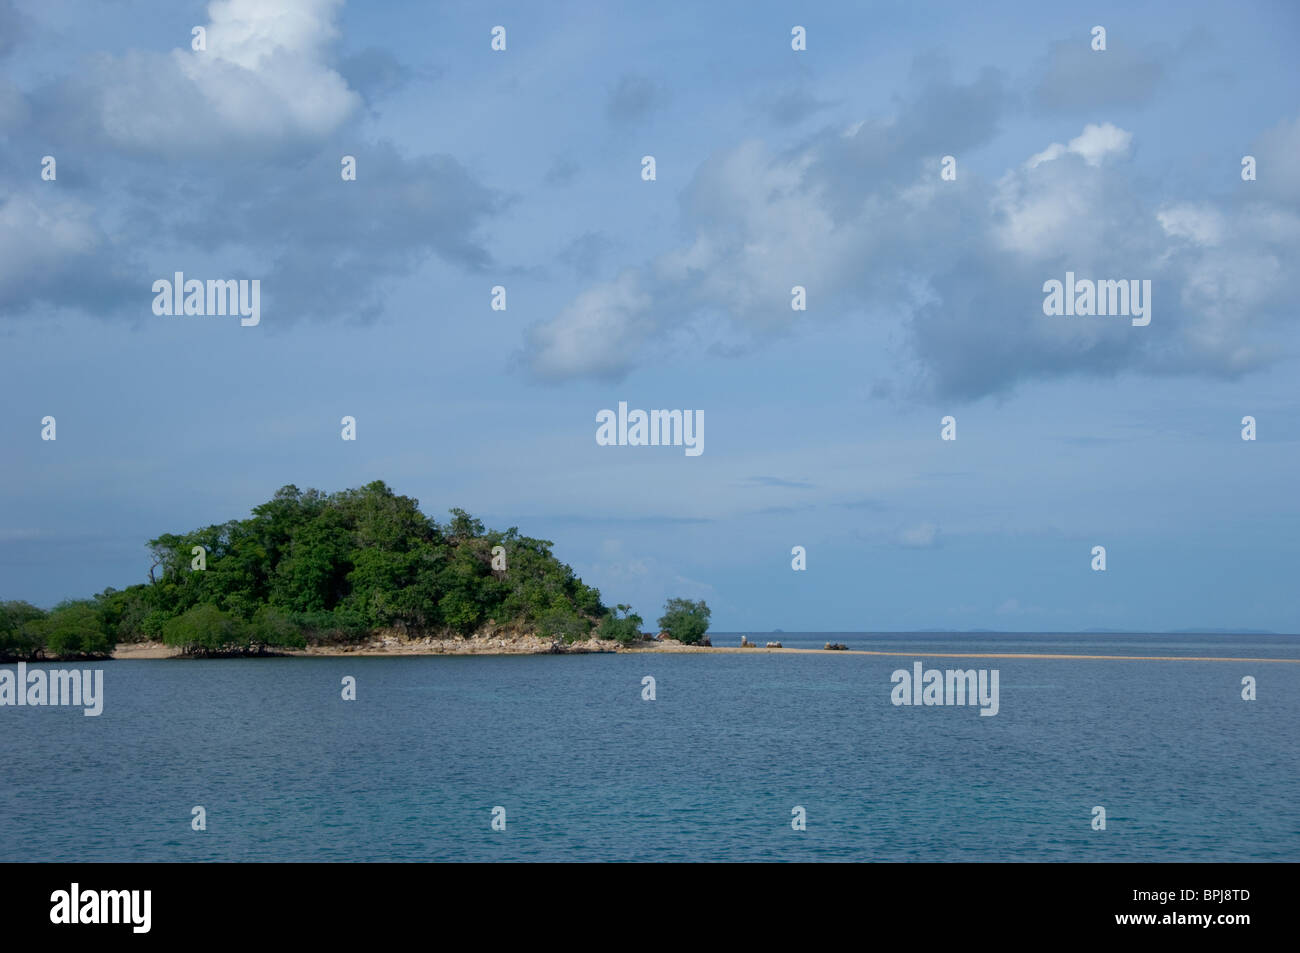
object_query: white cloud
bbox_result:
[526,270,652,380]
[1157,203,1225,246]
[0,191,103,306]
[1025,142,1067,169]
[1027,122,1132,169]
[993,162,1103,257]
[520,109,1293,395]
[90,0,360,154]
[1066,122,1133,166]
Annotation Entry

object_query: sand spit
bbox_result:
[107,638,1300,663]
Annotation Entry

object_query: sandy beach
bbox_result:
[108,638,1300,663]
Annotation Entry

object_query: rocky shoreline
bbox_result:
[95,638,1300,663]
[109,633,803,659]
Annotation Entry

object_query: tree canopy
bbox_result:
[657,598,711,644]
[1,599,112,661]
[2,481,619,659]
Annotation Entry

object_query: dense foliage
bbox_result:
[0,599,112,660]
[657,598,712,644]
[2,482,624,658]
[599,604,644,644]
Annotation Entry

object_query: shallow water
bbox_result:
[1,633,1296,861]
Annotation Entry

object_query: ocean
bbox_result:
[2,633,1297,862]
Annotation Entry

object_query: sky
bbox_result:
[0,0,1297,632]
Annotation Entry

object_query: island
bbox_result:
[1,481,714,661]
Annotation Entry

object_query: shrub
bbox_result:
[599,605,643,644]
[539,606,591,643]
[40,601,113,657]
[250,606,306,649]
[0,600,47,659]
[657,598,711,645]
[162,604,243,654]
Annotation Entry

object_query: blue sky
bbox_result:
[1,0,1297,632]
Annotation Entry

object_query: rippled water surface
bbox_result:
[2,633,1297,861]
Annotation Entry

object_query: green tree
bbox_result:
[599,604,644,644]
[272,512,353,614]
[38,601,113,657]
[249,606,306,649]
[657,598,711,644]
[0,600,47,659]
[116,483,617,647]
[445,507,485,542]
[538,606,591,643]
[94,586,153,644]
[161,604,244,655]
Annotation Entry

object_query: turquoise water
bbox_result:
[1,634,1297,861]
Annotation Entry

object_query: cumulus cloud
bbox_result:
[1157,204,1225,247]
[0,134,500,323]
[525,59,1298,398]
[40,0,359,157]
[0,2,501,325]
[527,271,652,380]
[1027,122,1132,169]
[0,190,139,315]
